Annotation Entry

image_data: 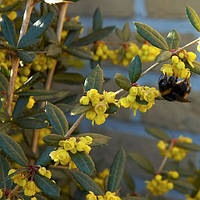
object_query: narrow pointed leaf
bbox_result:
[34,174,60,197]
[71,104,92,116]
[155,51,172,63]
[128,55,142,83]
[43,134,65,146]
[0,154,12,188]
[166,30,181,50]
[0,72,8,92]
[17,50,36,63]
[45,102,69,136]
[1,14,16,47]
[186,61,200,75]
[124,171,135,192]
[0,133,28,166]
[134,22,168,50]
[122,22,131,42]
[93,8,103,32]
[172,179,195,191]
[84,64,104,92]
[186,6,200,32]
[146,128,170,142]
[18,12,54,48]
[66,47,93,59]
[70,152,95,176]
[71,26,115,47]
[114,73,131,91]
[36,147,56,166]
[107,147,126,192]
[71,170,104,195]
[176,142,200,151]
[64,30,80,46]
[129,152,155,174]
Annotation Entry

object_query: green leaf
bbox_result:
[34,173,60,197]
[35,147,56,166]
[129,152,155,174]
[186,61,200,75]
[176,142,200,151]
[46,44,62,57]
[134,22,168,50]
[145,128,170,142]
[107,147,126,192]
[124,171,135,192]
[70,170,104,195]
[53,72,85,85]
[45,102,69,136]
[77,133,111,146]
[17,89,63,97]
[106,103,119,114]
[114,73,131,91]
[45,27,58,44]
[0,71,8,92]
[128,55,142,83]
[71,104,92,116]
[84,64,104,92]
[166,30,181,50]
[0,154,12,189]
[15,116,49,129]
[115,28,124,41]
[122,22,131,42]
[17,50,36,63]
[93,8,103,32]
[122,197,148,200]
[172,179,195,191]
[155,51,172,63]
[18,12,54,48]
[0,133,28,166]
[71,26,115,47]
[70,152,95,176]
[43,134,65,146]
[12,96,29,118]
[186,6,200,32]
[136,96,148,105]
[66,47,93,60]
[64,30,80,46]
[1,14,16,47]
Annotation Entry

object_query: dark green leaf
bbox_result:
[166,30,181,50]
[71,26,115,47]
[64,30,80,46]
[0,122,11,134]
[53,72,85,85]
[145,128,170,142]
[17,89,62,96]
[43,134,65,146]
[0,133,28,166]
[186,6,200,32]
[129,152,155,174]
[34,173,60,197]
[114,73,131,91]
[12,96,29,118]
[17,50,36,63]
[77,133,111,146]
[66,47,93,60]
[71,104,92,116]
[1,14,16,47]
[155,51,172,63]
[84,64,104,92]
[18,12,54,48]
[129,55,142,83]
[0,71,8,92]
[36,147,56,166]
[134,22,168,50]
[106,103,119,114]
[136,96,148,105]
[124,171,135,192]
[70,152,95,176]
[70,170,104,195]
[122,22,131,42]
[0,154,12,189]
[45,27,58,44]
[46,44,62,57]
[107,147,126,192]
[45,102,69,136]
[93,8,103,32]
[176,142,200,151]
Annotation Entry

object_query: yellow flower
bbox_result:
[86,191,97,200]
[23,181,40,196]
[168,171,179,179]
[38,167,52,179]
[26,96,35,109]
[80,96,90,105]
[94,102,107,114]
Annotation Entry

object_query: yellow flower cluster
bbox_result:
[49,136,92,166]
[37,128,51,146]
[186,191,200,200]
[146,175,174,196]
[93,41,110,61]
[119,86,159,116]
[94,168,109,189]
[109,42,139,66]
[168,171,179,179]
[86,191,121,200]
[161,51,196,79]
[138,44,161,62]
[157,136,192,161]
[26,96,35,109]
[80,89,118,125]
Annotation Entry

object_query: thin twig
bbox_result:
[64,113,86,138]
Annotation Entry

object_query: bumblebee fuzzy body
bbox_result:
[158,75,191,102]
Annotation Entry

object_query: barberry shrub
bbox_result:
[0,1,200,200]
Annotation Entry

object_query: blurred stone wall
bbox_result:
[64,0,200,199]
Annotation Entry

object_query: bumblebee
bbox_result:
[158,75,191,102]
